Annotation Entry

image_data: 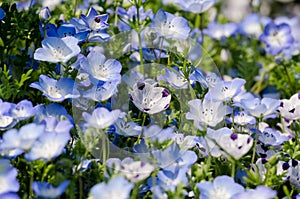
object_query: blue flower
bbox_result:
[80,7,109,32]
[129,81,171,115]
[157,68,189,89]
[196,175,244,199]
[106,157,155,183]
[204,22,238,40]
[0,193,20,199]
[0,159,20,195]
[25,130,71,162]
[0,123,45,152]
[80,51,122,82]
[239,14,264,37]
[41,117,73,134]
[176,0,216,14]
[259,22,294,55]
[12,100,36,120]
[0,8,5,21]
[34,36,81,63]
[232,185,277,199]
[34,103,74,124]
[30,75,80,102]
[39,7,51,21]
[89,176,133,199]
[82,107,121,129]
[0,100,17,130]
[151,9,191,40]
[70,7,110,42]
[117,6,153,31]
[32,180,70,199]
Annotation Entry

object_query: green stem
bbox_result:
[73,0,78,16]
[283,63,296,94]
[251,118,260,166]
[231,160,235,178]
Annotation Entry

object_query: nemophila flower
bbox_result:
[204,22,238,40]
[239,97,280,119]
[129,81,171,115]
[80,51,122,82]
[196,127,231,158]
[39,7,51,21]
[278,93,300,120]
[0,159,19,195]
[158,68,189,89]
[143,125,175,143]
[151,9,191,40]
[82,78,120,101]
[106,157,155,183]
[34,103,74,124]
[40,23,89,42]
[34,36,81,63]
[259,22,294,55]
[41,117,73,134]
[258,127,289,146]
[25,130,70,162]
[30,75,80,102]
[32,180,70,199]
[232,185,277,199]
[82,107,120,129]
[117,6,153,31]
[275,16,300,41]
[228,111,256,126]
[239,14,264,37]
[156,165,188,192]
[0,123,45,152]
[0,193,20,199]
[205,78,246,102]
[176,0,216,13]
[186,98,229,129]
[80,7,108,31]
[88,176,133,199]
[196,175,244,199]
[115,113,142,137]
[12,100,35,120]
[0,8,5,21]
[0,100,17,130]
[152,143,197,169]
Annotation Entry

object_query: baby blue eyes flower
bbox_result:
[196,175,244,199]
[82,107,121,129]
[232,185,277,199]
[0,159,20,195]
[176,0,216,14]
[129,81,171,115]
[81,51,122,82]
[80,7,109,32]
[89,176,134,199]
[32,180,70,199]
[151,9,191,40]
[259,22,294,55]
[204,22,238,40]
[30,75,80,102]
[34,36,81,63]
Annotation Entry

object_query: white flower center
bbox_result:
[47,86,63,99]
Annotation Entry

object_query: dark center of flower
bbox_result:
[94,17,101,23]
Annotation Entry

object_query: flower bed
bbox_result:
[1,0,300,198]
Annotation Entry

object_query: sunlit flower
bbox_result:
[34,37,81,63]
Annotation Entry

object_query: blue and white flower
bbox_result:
[176,0,216,14]
[196,175,244,199]
[204,22,238,40]
[278,93,300,120]
[0,159,19,195]
[82,107,120,129]
[158,68,189,89]
[12,100,35,120]
[0,100,16,130]
[151,9,191,40]
[88,176,133,199]
[232,185,277,199]
[129,81,171,115]
[30,75,80,102]
[34,36,81,63]
[259,22,294,55]
[32,180,70,199]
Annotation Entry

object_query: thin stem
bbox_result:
[73,0,78,16]
[251,118,260,166]
[283,63,296,94]
[114,0,119,27]
[231,160,235,178]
